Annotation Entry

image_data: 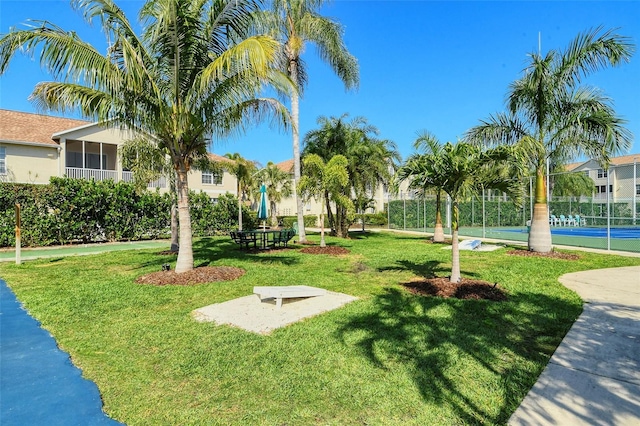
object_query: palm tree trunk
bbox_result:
[237,182,243,231]
[170,203,179,252]
[325,193,335,235]
[320,196,326,247]
[290,60,307,243]
[175,165,193,273]
[270,200,277,227]
[528,168,553,252]
[433,191,445,242]
[450,199,461,283]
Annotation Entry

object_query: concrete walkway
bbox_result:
[509,266,640,425]
[0,240,169,262]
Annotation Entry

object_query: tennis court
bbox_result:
[499,227,640,240]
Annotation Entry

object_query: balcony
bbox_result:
[66,167,117,182]
[121,171,167,188]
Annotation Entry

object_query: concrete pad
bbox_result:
[509,363,640,426]
[510,266,640,425]
[192,290,358,335]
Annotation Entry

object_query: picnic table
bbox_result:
[230,228,295,250]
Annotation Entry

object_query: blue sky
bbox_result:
[1,0,639,167]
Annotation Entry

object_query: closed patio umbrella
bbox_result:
[257,184,268,230]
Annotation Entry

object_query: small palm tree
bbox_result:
[404,140,523,283]
[258,0,359,243]
[303,114,398,237]
[0,0,291,272]
[224,153,258,231]
[298,154,351,247]
[466,27,634,253]
[256,161,293,227]
[396,131,447,242]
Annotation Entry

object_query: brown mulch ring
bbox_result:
[299,246,351,255]
[157,250,178,255]
[506,249,579,260]
[135,266,245,286]
[403,277,508,301]
[424,238,452,245]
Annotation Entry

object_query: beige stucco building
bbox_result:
[568,154,640,203]
[0,109,237,199]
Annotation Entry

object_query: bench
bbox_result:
[273,228,296,247]
[253,285,327,308]
[230,231,258,250]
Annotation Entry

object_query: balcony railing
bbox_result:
[66,167,117,182]
[121,171,167,188]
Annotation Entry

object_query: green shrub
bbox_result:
[0,179,249,247]
[279,215,317,228]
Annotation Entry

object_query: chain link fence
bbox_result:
[387,169,640,253]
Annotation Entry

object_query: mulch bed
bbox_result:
[135,266,245,286]
[403,277,508,301]
[424,238,452,245]
[299,246,351,255]
[506,249,579,260]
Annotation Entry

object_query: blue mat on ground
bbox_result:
[0,279,123,426]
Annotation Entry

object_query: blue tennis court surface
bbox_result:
[500,227,640,239]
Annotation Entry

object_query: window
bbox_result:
[201,172,222,185]
[66,151,106,169]
[596,185,613,194]
[597,168,608,178]
[636,184,640,196]
[0,147,5,174]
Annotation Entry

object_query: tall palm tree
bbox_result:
[258,0,359,243]
[466,27,634,253]
[303,114,398,237]
[224,153,258,231]
[0,0,290,272]
[256,161,293,226]
[298,154,350,247]
[425,141,523,282]
[395,131,447,242]
[120,137,180,251]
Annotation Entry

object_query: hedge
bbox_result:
[0,178,251,248]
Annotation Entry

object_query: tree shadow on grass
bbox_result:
[335,287,581,423]
[191,237,301,266]
[377,259,481,280]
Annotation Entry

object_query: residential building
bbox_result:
[568,154,640,202]
[0,109,237,200]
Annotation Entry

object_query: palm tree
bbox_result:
[466,27,634,253]
[259,0,359,243]
[425,141,523,283]
[255,161,293,226]
[395,131,447,242]
[0,0,290,272]
[224,153,258,231]
[303,114,398,237]
[120,137,180,251]
[298,154,350,247]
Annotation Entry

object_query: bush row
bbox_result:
[0,178,253,248]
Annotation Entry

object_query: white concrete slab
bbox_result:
[192,290,358,335]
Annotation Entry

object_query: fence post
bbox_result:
[402,192,406,230]
[607,169,611,250]
[15,203,21,265]
[482,189,486,238]
[634,158,637,225]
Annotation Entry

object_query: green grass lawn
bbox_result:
[1,232,638,425]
